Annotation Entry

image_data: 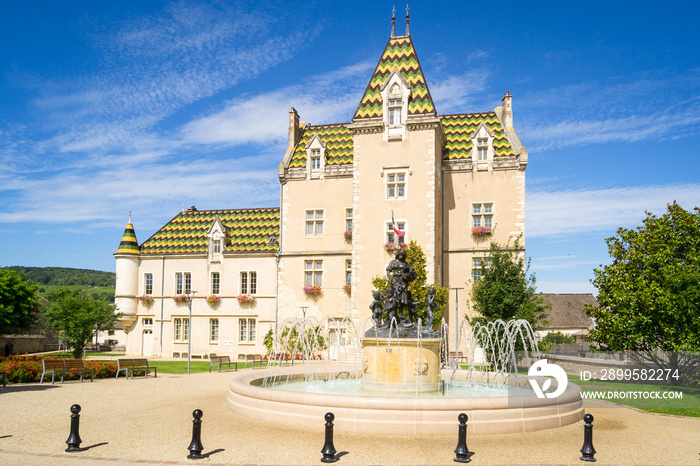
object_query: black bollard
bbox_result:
[580,413,596,462]
[187,409,206,460]
[454,413,474,463]
[65,404,82,452]
[321,412,338,463]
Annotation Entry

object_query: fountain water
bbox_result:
[227,316,584,434]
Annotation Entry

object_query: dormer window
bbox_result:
[388,99,402,126]
[381,70,411,141]
[477,138,489,161]
[207,215,226,262]
[310,148,321,170]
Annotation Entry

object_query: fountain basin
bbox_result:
[362,337,441,394]
[227,367,584,435]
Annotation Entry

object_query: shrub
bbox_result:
[0,355,117,384]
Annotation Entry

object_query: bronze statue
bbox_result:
[369,290,384,327]
[385,247,417,326]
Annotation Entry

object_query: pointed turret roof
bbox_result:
[352,35,436,121]
[115,221,140,255]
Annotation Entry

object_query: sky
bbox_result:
[1,1,699,295]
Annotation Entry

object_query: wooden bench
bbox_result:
[243,354,263,369]
[40,359,94,384]
[116,358,157,379]
[447,351,468,366]
[209,355,237,373]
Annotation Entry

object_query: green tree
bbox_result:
[538,331,575,353]
[42,288,122,358]
[0,269,39,333]
[470,237,548,330]
[371,240,450,329]
[586,203,700,382]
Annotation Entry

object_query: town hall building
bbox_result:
[114,16,528,358]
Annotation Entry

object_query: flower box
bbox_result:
[139,295,154,305]
[344,230,352,239]
[237,294,256,304]
[207,295,221,305]
[471,226,492,236]
[385,241,399,251]
[303,285,322,296]
[343,284,351,294]
[173,295,190,303]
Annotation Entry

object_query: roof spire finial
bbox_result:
[128,202,132,224]
[405,4,410,36]
[391,6,396,37]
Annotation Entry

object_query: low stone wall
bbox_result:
[0,334,46,355]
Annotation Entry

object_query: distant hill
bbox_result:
[2,266,115,287]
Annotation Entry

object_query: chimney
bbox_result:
[288,107,301,149]
[501,91,513,128]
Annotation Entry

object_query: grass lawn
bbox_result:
[148,360,270,374]
[567,373,700,417]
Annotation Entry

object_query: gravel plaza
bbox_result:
[1,367,699,465]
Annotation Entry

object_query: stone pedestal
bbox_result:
[361,337,442,394]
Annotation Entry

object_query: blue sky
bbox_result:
[1,1,699,294]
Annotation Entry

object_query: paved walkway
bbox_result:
[1,369,699,465]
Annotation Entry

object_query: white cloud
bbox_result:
[527,183,700,237]
[180,61,374,145]
[430,69,491,113]
[518,73,700,152]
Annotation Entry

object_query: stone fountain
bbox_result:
[227,249,584,434]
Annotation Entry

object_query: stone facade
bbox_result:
[114,28,528,357]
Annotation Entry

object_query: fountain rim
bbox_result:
[230,366,583,410]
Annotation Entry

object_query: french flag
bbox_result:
[391,211,405,238]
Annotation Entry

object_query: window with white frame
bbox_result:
[240,271,257,295]
[143,318,153,326]
[346,260,352,286]
[345,208,353,232]
[473,258,492,284]
[388,99,402,126]
[239,318,257,343]
[386,171,406,199]
[211,272,220,295]
[174,317,189,342]
[304,260,323,287]
[386,221,406,245]
[210,318,219,343]
[305,210,324,236]
[477,137,489,161]
[175,272,192,295]
[310,148,321,170]
[144,273,153,295]
[212,239,222,254]
[472,203,494,230]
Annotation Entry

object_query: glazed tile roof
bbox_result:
[441,112,516,161]
[115,222,139,255]
[288,124,353,169]
[139,208,279,255]
[353,36,435,120]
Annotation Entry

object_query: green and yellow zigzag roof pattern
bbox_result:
[288,124,353,169]
[353,36,435,120]
[115,223,139,255]
[441,112,516,161]
[139,208,279,255]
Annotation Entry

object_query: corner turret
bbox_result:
[114,218,140,332]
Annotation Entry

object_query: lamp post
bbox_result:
[187,290,197,375]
